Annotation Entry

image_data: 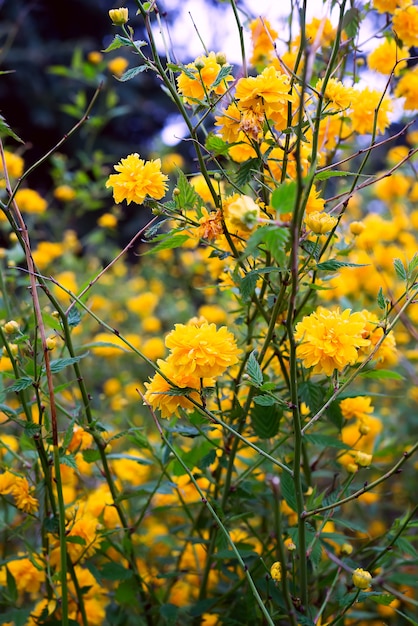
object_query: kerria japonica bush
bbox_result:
[0,1,417,625]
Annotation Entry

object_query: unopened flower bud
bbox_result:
[215,52,227,66]
[270,561,282,582]
[109,7,129,25]
[354,451,373,467]
[46,336,57,351]
[194,59,205,71]
[350,220,365,235]
[341,543,353,555]
[347,462,358,474]
[352,567,372,589]
[358,421,370,436]
[3,320,20,334]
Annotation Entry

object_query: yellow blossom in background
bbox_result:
[270,561,282,582]
[97,212,118,228]
[395,66,418,110]
[392,4,418,47]
[142,337,166,361]
[295,308,371,376]
[340,396,374,421]
[198,304,227,325]
[189,173,222,205]
[106,153,168,205]
[67,425,94,453]
[305,17,336,48]
[372,0,398,13]
[352,568,372,589]
[107,56,129,78]
[225,194,260,232]
[177,51,233,104]
[350,220,365,236]
[367,38,408,75]
[160,152,185,173]
[108,7,129,25]
[14,188,47,214]
[305,211,338,234]
[165,320,241,379]
[350,87,392,135]
[54,184,76,202]
[249,17,278,66]
[0,555,45,595]
[0,151,24,187]
[127,291,159,317]
[87,50,103,64]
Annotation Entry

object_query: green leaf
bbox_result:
[316,260,368,271]
[271,181,297,214]
[48,354,86,373]
[0,114,24,143]
[82,449,101,463]
[177,169,200,209]
[102,35,132,52]
[167,62,197,80]
[160,603,180,625]
[234,158,262,187]
[245,225,288,264]
[342,7,361,38]
[100,562,134,581]
[7,377,33,392]
[377,286,386,310]
[246,351,263,386]
[116,65,148,82]
[6,566,17,603]
[392,609,418,626]
[360,369,404,381]
[407,252,418,276]
[205,134,231,155]
[393,258,407,281]
[66,535,86,546]
[197,449,217,469]
[251,403,281,438]
[315,169,356,181]
[240,272,258,301]
[304,434,351,450]
[59,453,78,470]
[143,233,190,255]
[211,64,233,88]
[280,470,297,512]
[115,579,137,606]
[253,394,277,406]
[24,422,42,437]
[357,591,395,604]
[67,306,81,328]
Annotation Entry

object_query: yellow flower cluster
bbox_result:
[106,153,168,205]
[0,470,38,513]
[144,318,240,418]
[177,51,233,105]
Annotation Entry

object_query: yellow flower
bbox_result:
[87,50,103,64]
[197,208,223,241]
[32,241,64,270]
[350,220,365,235]
[372,0,398,13]
[355,451,373,467]
[393,4,418,47]
[295,308,371,376]
[352,567,372,589]
[165,320,241,379]
[11,476,38,513]
[395,66,418,110]
[143,358,204,418]
[106,153,168,205]
[67,425,94,453]
[14,188,47,214]
[107,56,129,78]
[0,151,24,182]
[367,38,408,75]
[340,396,374,421]
[305,211,338,234]
[109,7,129,25]
[250,17,278,67]
[316,77,353,110]
[97,212,117,228]
[270,561,282,582]
[177,51,233,104]
[54,184,76,202]
[0,554,45,595]
[350,87,392,135]
[225,194,260,232]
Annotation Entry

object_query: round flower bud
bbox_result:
[46,336,57,351]
[109,8,129,25]
[215,52,227,66]
[358,421,370,436]
[194,59,205,71]
[352,567,372,589]
[341,543,353,555]
[3,320,20,334]
[350,220,365,236]
[270,561,282,582]
[354,451,373,467]
[346,462,358,474]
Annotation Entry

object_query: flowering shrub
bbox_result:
[0,2,417,626]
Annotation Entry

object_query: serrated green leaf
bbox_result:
[244,225,288,264]
[6,566,17,603]
[102,35,131,52]
[316,259,368,271]
[82,449,101,463]
[177,170,200,209]
[377,286,386,310]
[246,351,263,386]
[271,181,297,214]
[212,64,233,88]
[59,453,78,470]
[205,134,231,155]
[234,158,262,187]
[197,449,217,469]
[116,65,148,82]
[315,170,357,181]
[393,258,407,281]
[304,434,350,450]
[342,7,361,38]
[0,114,24,143]
[407,252,418,275]
[66,535,86,545]
[67,306,81,328]
[240,272,258,301]
[24,422,42,437]
[360,369,404,381]
[7,377,33,392]
[100,562,134,581]
[253,394,277,406]
[143,233,190,254]
[48,354,86,373]
[250,403,281,438]
[280,469,297,512]
[115,579,138,605]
